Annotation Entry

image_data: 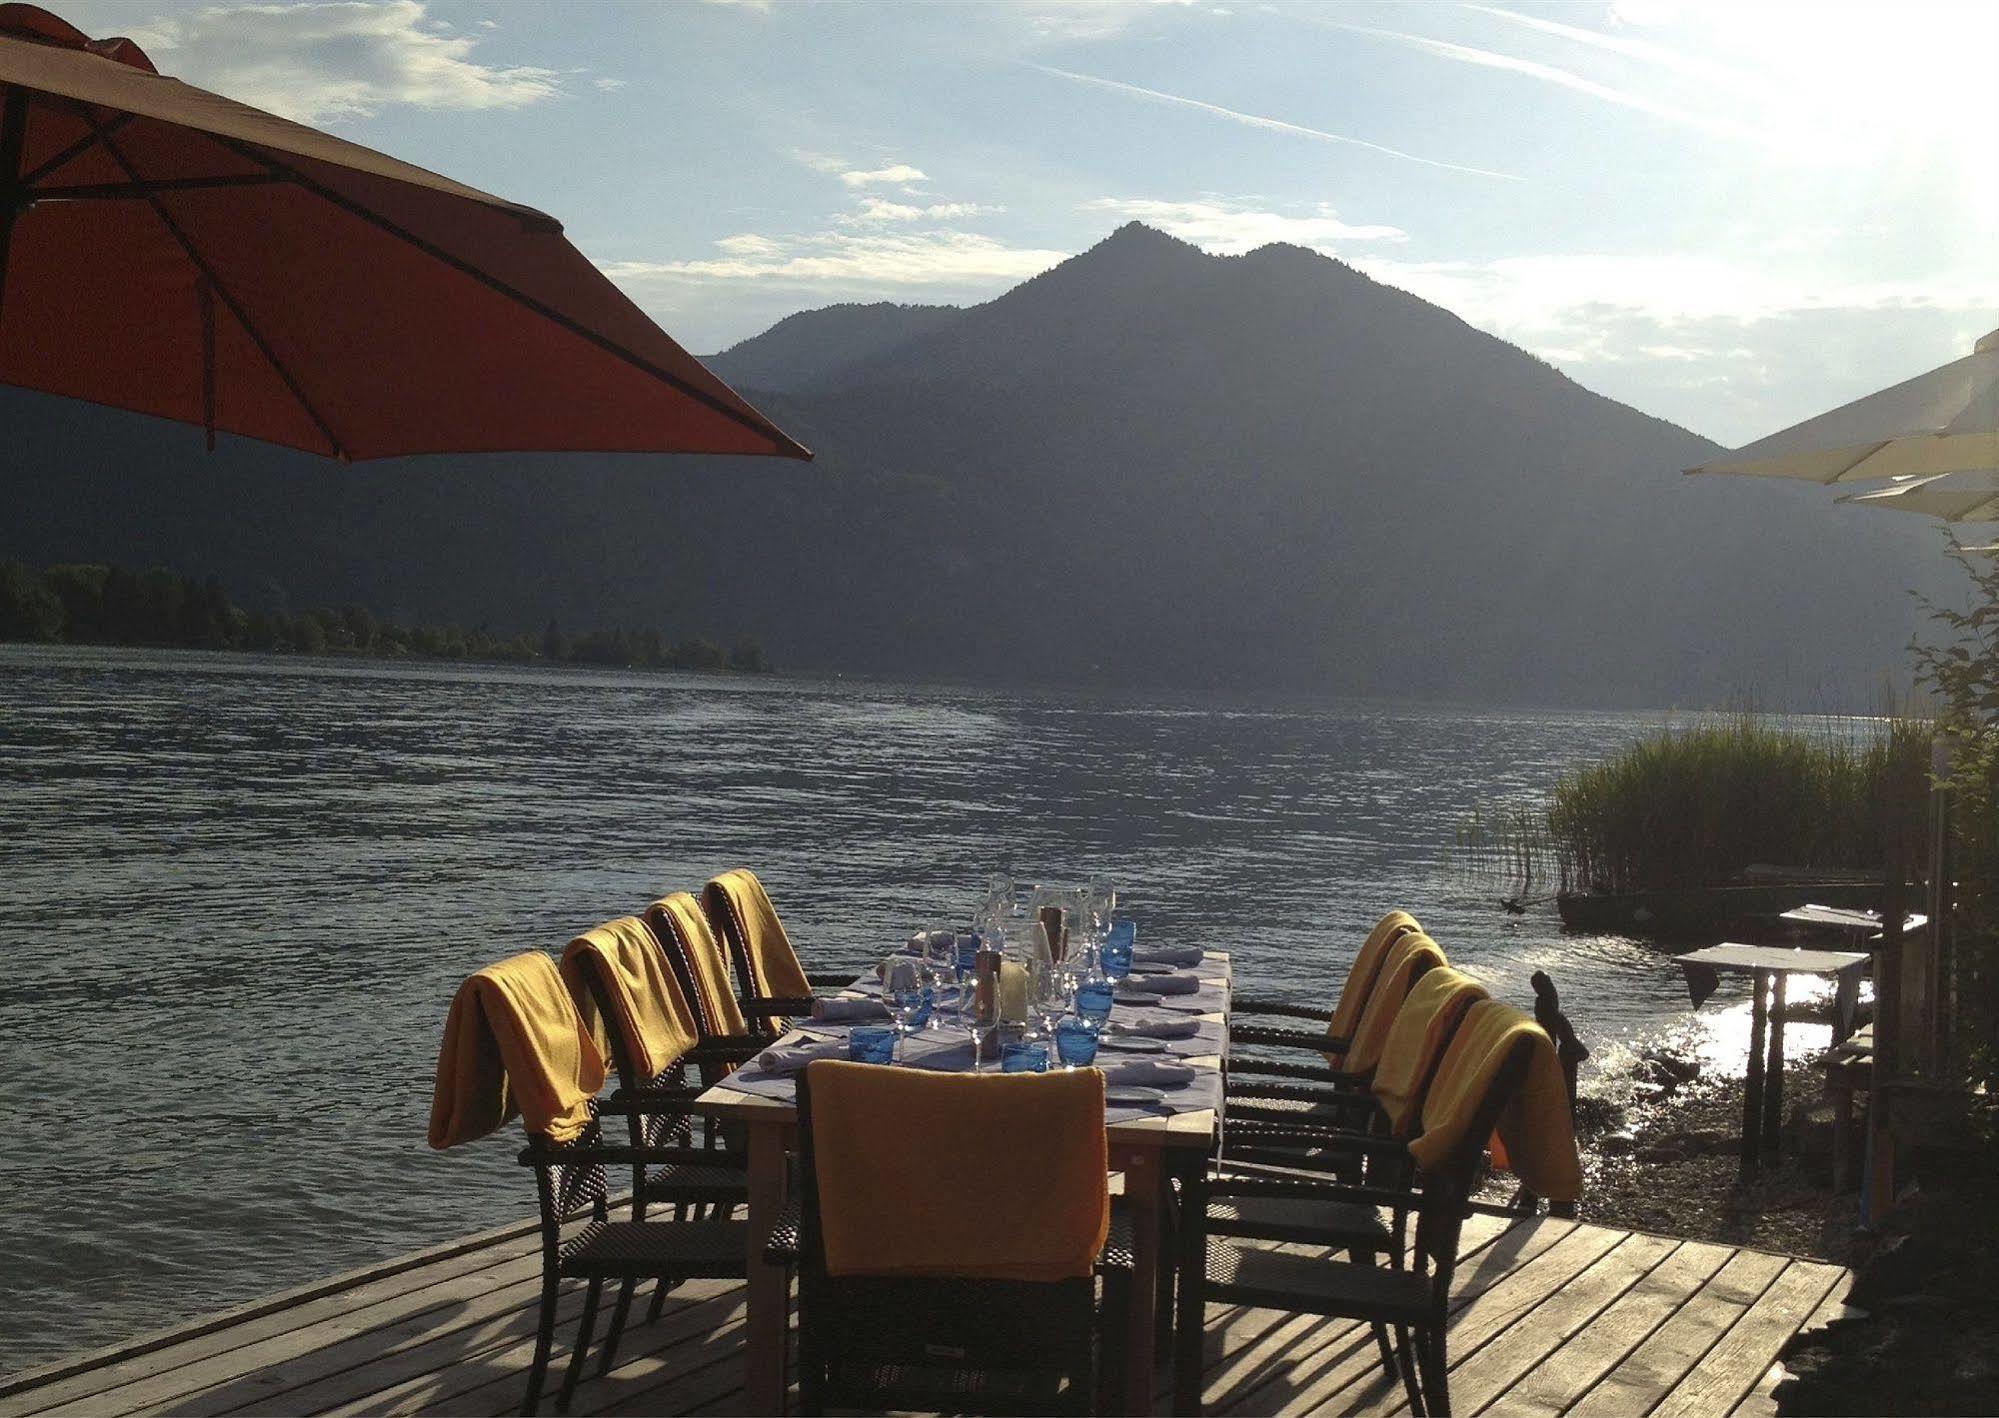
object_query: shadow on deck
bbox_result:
[0,1212,1850,1417]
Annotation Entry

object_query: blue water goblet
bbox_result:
[1054,1016,1099,1068]
[1099,927,1133,985]
[848,1027,896,1065]
[1001,1042,1049,1073]
[1075,980,1114,1031]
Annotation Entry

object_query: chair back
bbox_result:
[1370,965,1488,1135]
[792,1061,1109,1413]
[428,951,605,1150]
[703,868,811,1032]
[1333,931,1445,1075]
[1325,910,1421,1042]
[644,891,750,1041]
[559,916,701,1092]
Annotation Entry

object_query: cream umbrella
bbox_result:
[1688,327,1999,483]
[1837,469,1999,522]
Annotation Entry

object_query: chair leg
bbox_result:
[1373,1323,1398,1380]
[1099,1271,1131,1418]
[557,1277,605,1414]
[597,1278,637,1377]
[647,1277,671,1322]
[1394,1325,1425,1418]
[1418,1327,1450,1417]
[522,1272,559,1417]
[1172,1169,1208,1416]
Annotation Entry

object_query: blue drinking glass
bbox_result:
[1075,980,1114,1030]
[1001,1042,1048,1073]
[1100,927,1133,985]
[1054,1017,1099,1068]
[848,1028,896,1065]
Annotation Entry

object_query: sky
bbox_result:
[57,0,1999,446]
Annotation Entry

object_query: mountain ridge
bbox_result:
[0,222,1956,710]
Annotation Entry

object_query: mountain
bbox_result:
[0,222,1959,709]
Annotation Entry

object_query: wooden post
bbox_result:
[1742,969,1768,1176]
[1763,972,1787,1154]
[1869,841,1906,1223]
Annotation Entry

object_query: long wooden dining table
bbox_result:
[689,951,1231,1415]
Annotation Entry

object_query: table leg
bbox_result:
[1741,970,1767,1176]
[1763,973,1787,1154]
[743,1119,791,1416]
[1117,1144,1164,1415]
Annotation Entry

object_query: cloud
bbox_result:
[1461,4,1754,91]
[839,163,930,188]
[129,1,561,124]
[592,77,626,92]
[1027,63,1519,181]
[1348,249,1999,443]
[1019,0,1202,42]
[1081,197,1403,252]
[602,229,1067,289]
[1323,19,1723,134]
[842,197,1005,224]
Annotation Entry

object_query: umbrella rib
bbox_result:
[81,111,348,460]
[204,133,803,456]
[17,110,134,186]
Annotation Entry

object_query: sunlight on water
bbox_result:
[0,644,1849,1372]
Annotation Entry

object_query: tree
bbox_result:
[727,637,767,673]
[542,619,567,662]
[1914,545,1999,1091]
[0,562,63,642]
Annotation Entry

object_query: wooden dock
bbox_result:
[0,1210,1850,1417]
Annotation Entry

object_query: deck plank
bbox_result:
[1479,1239,1734,1418]
[1565,1247,1792,1418]
[1407,1231,1682,1418]
[0,1213,1850,1418]
[1647,1261,1846,1418]
[1726,1274,1858,1418]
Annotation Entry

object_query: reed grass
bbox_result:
[1546,713,1932,895]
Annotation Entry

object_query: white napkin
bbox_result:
[1109,1014,1200,1039]
[1104,1058,1200,1089]
[812,996,890,1023]
[753,1038,847,1075]
[1134,946,1204,968]
[1148,973,1201,996]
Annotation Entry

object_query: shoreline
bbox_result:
[1576,1058,1858,1266]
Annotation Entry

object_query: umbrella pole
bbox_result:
[0,87,26,327]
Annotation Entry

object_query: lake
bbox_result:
[0,644,1768,1374]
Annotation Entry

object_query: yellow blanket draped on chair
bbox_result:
[559,915,699,1081]
[1333,931,1446,1073]
[806,1061,1110,1282]
[1370,964,1489,1134]
[428,952,605,1149]
[707,867,813,1000]
[1324,910,1420,1057]
[1407,999,1582,1204]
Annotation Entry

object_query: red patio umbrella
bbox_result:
[0,4,808,462]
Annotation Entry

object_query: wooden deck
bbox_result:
[0,1211,1850,1417]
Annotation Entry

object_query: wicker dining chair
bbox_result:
[1172,1028,1543,1418]
[560,916,763,1374]
[703,868,858,1038]
[1223,931,1445,1135]
[791,1062,1133,1416]
[518,1103,754,1415]
[1227,910,1421,1063]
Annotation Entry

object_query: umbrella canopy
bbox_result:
[1687,326,1999,484]
[0,4,808,462]
[1838,469,1999,523]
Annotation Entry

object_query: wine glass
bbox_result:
[921,932,959,1031]
[882,955,926,1060]
[1029,959,1073,1041]
[962,967,992,1070]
